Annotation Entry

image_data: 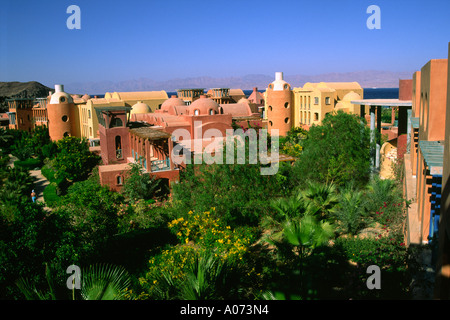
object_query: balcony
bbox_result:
[151,158,170,172]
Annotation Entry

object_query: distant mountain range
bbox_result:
[65,70,414,95]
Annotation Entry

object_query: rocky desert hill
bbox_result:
[0,81,52,112]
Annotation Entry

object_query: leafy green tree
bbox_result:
[121,162,164,203]
[295,111,372,187]
[53,136,100,182]
[0,200,49,299]
[53,174,123,264]
[172,137,285,227]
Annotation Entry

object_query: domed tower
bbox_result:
[47,84,74,141]
[266,72,293,136]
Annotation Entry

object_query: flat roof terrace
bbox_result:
[350,99,412,107]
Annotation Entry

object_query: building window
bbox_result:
[269,121,273,127]
[115,135,122,159]
[111,117,123,128]
[63,132,70,137]
[194,109,199,116]
[325,97,331,105]
[284,102,289,109]
[314,113,319,121]
[314,97,319,105]
[62,115,69,122]
[284,84,288,90]
[269,106,273,111]
[284,117,290,124]
[209,109,214,115]
[116,175,123,185]
[60,97,66,103]
[88,110,91,119]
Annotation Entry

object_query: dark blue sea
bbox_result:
[93,88,399,100]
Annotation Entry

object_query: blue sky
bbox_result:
[1,0,449,87]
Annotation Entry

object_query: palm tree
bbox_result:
[282,214,334,298]
[261,191,309,247]
[334,186,367,235]
[180,252,229,300]
[16,263,131,300]
[80,263,131,300]
[302,181,339,220]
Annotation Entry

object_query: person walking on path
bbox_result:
[31,189,36,203]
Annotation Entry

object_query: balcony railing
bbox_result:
[151,158,170,172]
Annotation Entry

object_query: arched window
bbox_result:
[209,109,214,115]
[116,175,123,185]
[194,109,199,116]
[111,117,123,128]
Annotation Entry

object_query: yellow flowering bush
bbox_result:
[168,208,255,262]
[136,244,199,299]
[282,142,303,158]
[134,208,262,299]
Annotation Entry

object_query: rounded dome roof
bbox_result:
[189,95,220,115]
[131,101,151,114]
[82,94,91,101]
[343,91,361,101]
[237,97,250,104]
[269,72,290,91]
[161,95,186,111]
[49,92,74,104]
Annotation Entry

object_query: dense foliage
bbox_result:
[294,111,372,187]
[0,113,417,300]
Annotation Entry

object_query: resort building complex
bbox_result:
[264,72,367,136]
[7,41,450,299]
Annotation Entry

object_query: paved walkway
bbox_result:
[29,169,49,204]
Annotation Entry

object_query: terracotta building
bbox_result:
[6,98,35,132]
[96,106,179,192]
[435,43,450,299]
[265,72,293,136]
[96,93,261,192]
[264,72,366,136]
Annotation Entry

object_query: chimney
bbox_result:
[54,84,64,93]
[275,72,283,81]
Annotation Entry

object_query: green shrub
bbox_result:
[14,158,42,171]
[335,235,407,272]
[43,183,60,207]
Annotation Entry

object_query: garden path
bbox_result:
[29,169,49,204]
